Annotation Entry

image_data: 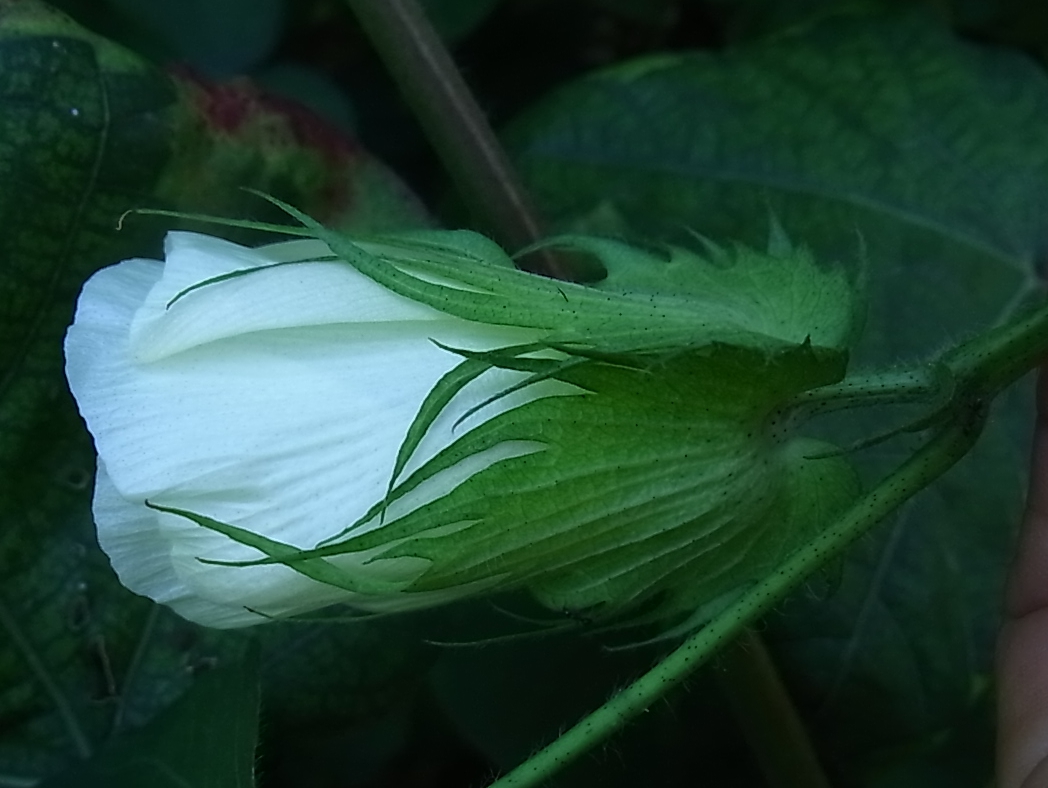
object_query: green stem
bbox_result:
[791,299,1048,418]
[342,0,568,278]
[488,293,1048,788]
[788,364,951,416]
[716,629,832,788]
[337,7,1048,781]
[487,298,1048,787]
[487,414,983,788]
[944,301,1048,394]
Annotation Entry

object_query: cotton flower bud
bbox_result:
[65,218,859,629]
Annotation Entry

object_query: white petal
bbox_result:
[93,463,267,627]
[94,461,440,628]
[65,238,570,628]
[129,232,447,363]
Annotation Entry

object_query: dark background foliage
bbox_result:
[2,0,1047,786]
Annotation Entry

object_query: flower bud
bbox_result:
[65,224,859,629]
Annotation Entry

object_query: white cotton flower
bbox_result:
[66,220,860,636]
[64,232,550,628]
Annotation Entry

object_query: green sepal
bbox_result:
[209,342,855,623]
[167,257,335,308]
[145,502,407,595]
[237,194,856,359]
[134,196,857,362]
[385,355,490,495]
[382,346,849,618]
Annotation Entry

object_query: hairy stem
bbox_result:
[789,364,952,416]
[338,6,1048,784]
[342,0,568,278]
[944,301,1048,395]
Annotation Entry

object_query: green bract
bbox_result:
[154,207,861,627]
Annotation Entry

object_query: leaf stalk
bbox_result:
[341,0,569,278]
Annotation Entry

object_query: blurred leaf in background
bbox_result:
[41,0,286,76]
[0,1,435,785]
[431,625,766,788]
[6,0,1048,786]
[38,651,261,788]
[706,0,1048,65]
[421,0,505,42]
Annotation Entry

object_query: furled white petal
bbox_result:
[93,462,267,627]
[94,461,465,626]
[66,235,568,628]
[129,232,448,363]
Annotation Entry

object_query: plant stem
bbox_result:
[944,300,1048,394]
[487,413,983,788]
[109,604,159,735]
[716,629,832,788]
[342,0,568,278]
[792,298,1048,419]
[788,365,951,415]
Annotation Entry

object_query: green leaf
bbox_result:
[528,233,859,351]
[505,8,1041,781]
[507,11,1040,364]
[38,652,261,788]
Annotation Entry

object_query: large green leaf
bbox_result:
[0,1,432,784]
[504,9,1044,783]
